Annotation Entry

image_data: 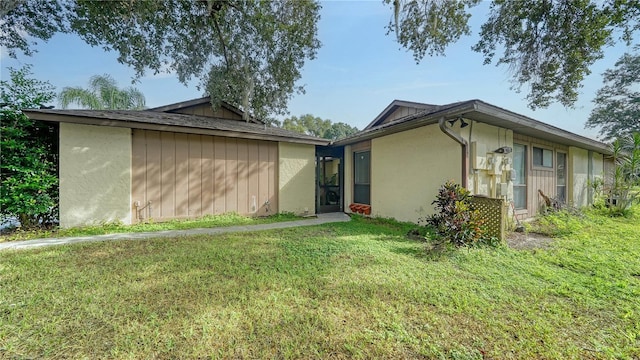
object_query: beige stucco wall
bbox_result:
[278,142,315,215]
[343,115,603,222]
[592,152,604,179]
[370,124,461,223]
[590,151,605,205]
[568,146,589,207]
[59,123,132,227]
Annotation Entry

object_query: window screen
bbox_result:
[533,147,553,168]
[513,144,527,209]
[354,151,370,204]
[556,152,567,202]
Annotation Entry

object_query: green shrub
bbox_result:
[0,66,58,229]
[424,180,490,248]
[603,133,640,216]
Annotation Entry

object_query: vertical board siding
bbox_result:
[225,137,238,213]
[201,136,214,215]
[237,139,249,215]
[170,103,242,120]
[213,136,226,214]
[513,133,568,218]
[175,133,189,218]
[381,107,423,125]
[258,142,270,216]
[188,134,202,217]
[161,132,176,219]
[268,143,278,216]
[132,130,278,222]
[247,140,260,213]
[145,131,162,220]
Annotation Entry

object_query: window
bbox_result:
[513,144,527,209]
[354,151,370,204]
[533,147,553,168]
[556,152,567,202]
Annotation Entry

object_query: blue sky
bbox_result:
[1,1,633,139]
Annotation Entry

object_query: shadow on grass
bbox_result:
[389,245,429,259]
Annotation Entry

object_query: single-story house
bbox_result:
[25,97,329,228]
[25,97,611,228]
[333,100,611,223]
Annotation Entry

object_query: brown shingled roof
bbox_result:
[147,96,261,124]
[23,109,329,145]
[335,99,610,154]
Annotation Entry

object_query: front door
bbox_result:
[316,146,343,213]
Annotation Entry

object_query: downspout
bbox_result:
[438,117,468,188]
[587,150,594,205]
[469,120,479,194]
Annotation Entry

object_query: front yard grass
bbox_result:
[1,209,639,359]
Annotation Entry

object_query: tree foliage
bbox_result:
[0,0,67,57]
[387,0,640,109]
[324,122,360,141]
[59,74,146,110]
[281,114,359,141]
[387,0,480,61]
[0,66,58,229]
[2,0,321,120]
[586,48,640,141]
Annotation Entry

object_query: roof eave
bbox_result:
[334,101,476,146]
[24,110,330,146]
[334,100,610,154]
[471,101,610,154]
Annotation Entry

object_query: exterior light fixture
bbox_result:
[447,117,469,127]
[494,146,513,154]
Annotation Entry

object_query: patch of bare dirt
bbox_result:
[506,231,554,250]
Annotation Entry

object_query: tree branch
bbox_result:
[213,17,230,69]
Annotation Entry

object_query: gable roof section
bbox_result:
[148,96,262,124]
[364,100,441,130]
[337,99,610,154]
[24,109,329,145]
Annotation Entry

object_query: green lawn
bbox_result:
[1,211,639,359]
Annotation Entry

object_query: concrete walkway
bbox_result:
[0,213,351,252]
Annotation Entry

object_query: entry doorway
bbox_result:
[316,146,343,213]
